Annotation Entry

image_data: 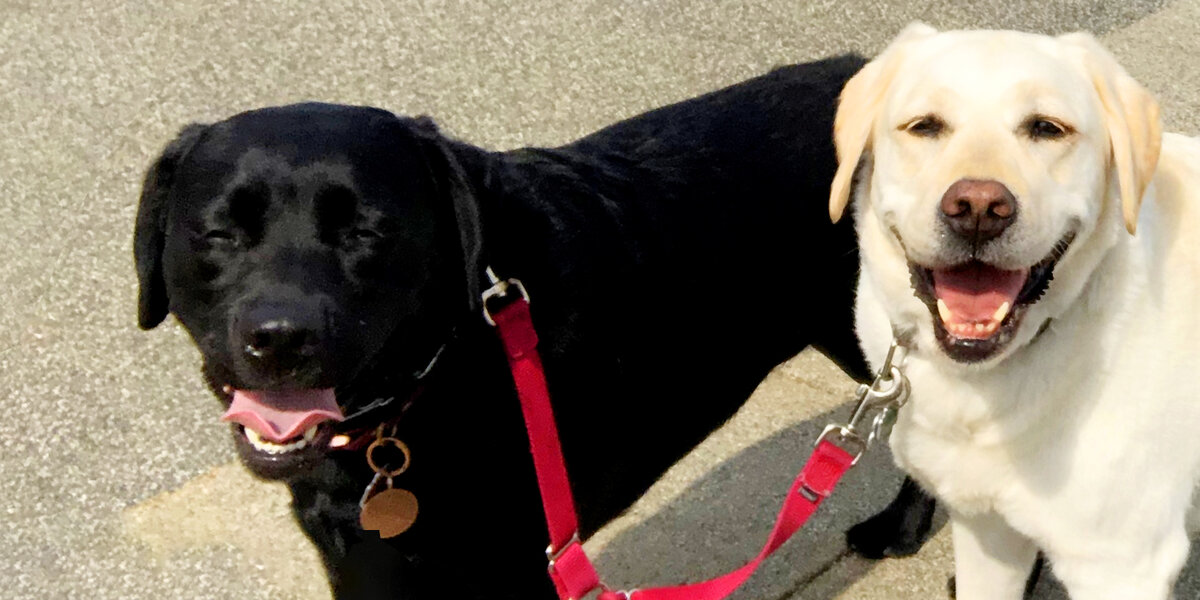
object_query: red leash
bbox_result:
[485,276,909,600]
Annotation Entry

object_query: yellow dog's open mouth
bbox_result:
[909,231,1074,363]
[932,262,1026,340]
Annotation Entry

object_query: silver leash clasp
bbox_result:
[816,340,910,464]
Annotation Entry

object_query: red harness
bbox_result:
[488,282,891,600]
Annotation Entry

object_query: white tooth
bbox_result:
[330,435,351,448]
[303,426,318,442]
[975,323,986,333]
[244,426,309,454]
[937,299,952,323]
[993,302,1011,322]
[985,321,999,334]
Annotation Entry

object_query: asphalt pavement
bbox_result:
[3,1,1199,598]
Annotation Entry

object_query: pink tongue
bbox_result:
[932,263,1027,324]
[220,389,344,443]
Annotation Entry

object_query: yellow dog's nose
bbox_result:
[939,178,1017,244]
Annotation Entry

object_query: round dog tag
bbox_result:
[360,487,419,538]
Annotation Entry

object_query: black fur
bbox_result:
[135,122,208,329]
[134,54,903,599]
[847,475,937,559]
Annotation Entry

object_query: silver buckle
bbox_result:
[482,267,530,326]
[814,423,869,466]
[545,531,581,573]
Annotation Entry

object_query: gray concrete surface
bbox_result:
[2,1,1199,598]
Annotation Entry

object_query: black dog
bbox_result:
[134,54,922,599]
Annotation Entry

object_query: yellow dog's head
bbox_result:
[832,24,1160,364]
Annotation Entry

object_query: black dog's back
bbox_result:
[572,55,870,374]
[455,54,871,534]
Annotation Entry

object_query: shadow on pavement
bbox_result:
[591,402,933,599]
[589,397,1200,599]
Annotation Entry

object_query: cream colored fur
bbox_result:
[838,24,1200,599]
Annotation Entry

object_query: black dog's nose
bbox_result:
[939,179,1017,244]
[239,303,322,366]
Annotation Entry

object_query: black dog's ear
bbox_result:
[411,119,487,312]
[134,123,208,330]
[411,114,440,134]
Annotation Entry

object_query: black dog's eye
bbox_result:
[204,229,238,248]
[345,228,380,243]
[1025,116,1071,140]
[902,115,947,138]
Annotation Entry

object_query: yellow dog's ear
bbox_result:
[1060,32,1161,235]
[830,22,937,223]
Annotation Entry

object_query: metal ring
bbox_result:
[358,470,384,509]
[366,437,412,477]
[866,366,907,404]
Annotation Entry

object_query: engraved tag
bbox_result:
[360,487,419,538]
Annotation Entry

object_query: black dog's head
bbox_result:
[135,103,481,479]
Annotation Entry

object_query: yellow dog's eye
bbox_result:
[902,115,946,138]
[1025,116,1071,140]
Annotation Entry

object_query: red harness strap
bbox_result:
[491,296,858,600]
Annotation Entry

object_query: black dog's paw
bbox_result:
[846,477,937,559]
[846,507,930,558]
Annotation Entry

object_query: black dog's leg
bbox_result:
[334,535,415,600]
[291,483,418,599]
[846,476,937,559]
[287,460,409,598]
[289,482,354,585]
